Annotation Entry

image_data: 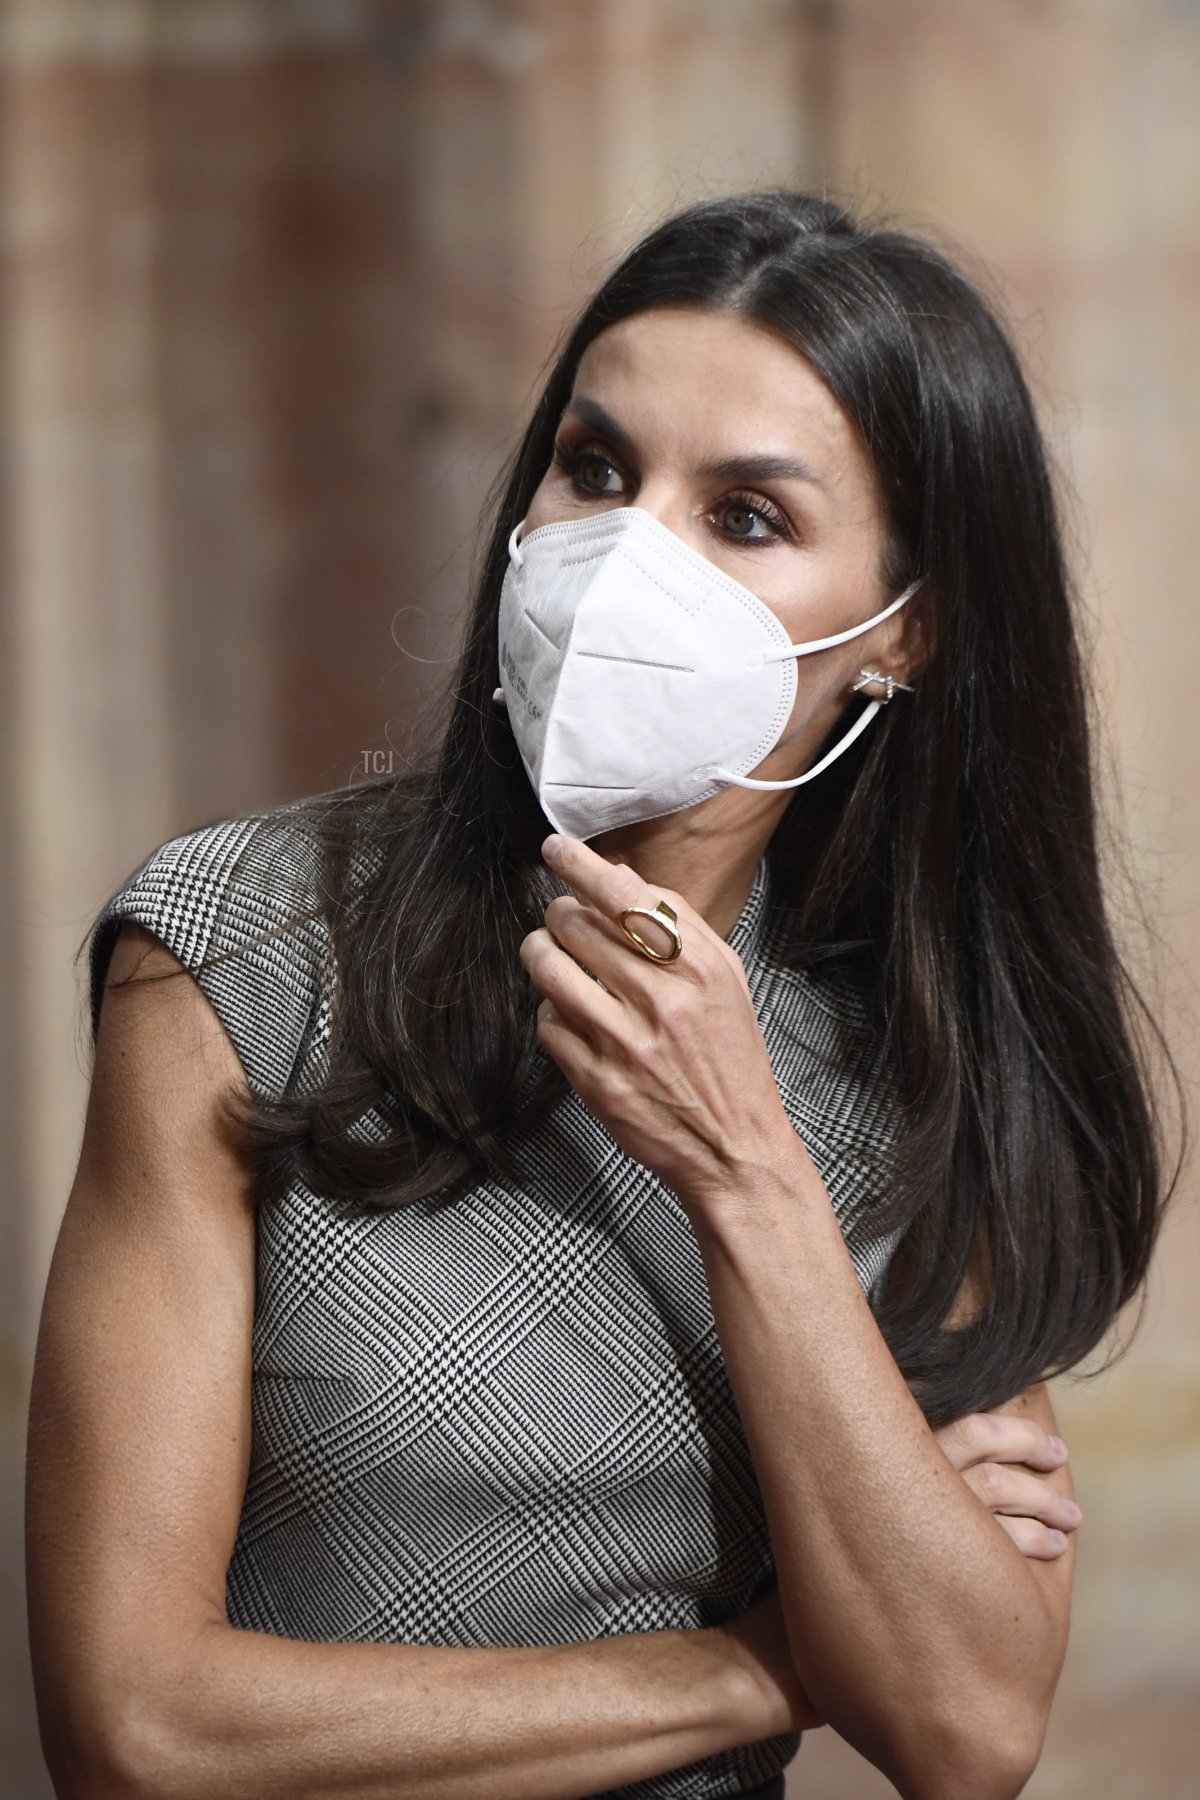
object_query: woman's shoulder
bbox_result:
[86,794,355,1105]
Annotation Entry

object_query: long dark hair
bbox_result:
[91,191,1183,1430]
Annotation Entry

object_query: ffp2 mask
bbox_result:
[493,506,920,839]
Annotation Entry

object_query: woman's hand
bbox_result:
[520,834,798,1208]
[934,1409,1082,1559]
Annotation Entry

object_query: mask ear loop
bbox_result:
[494,520,531,703]
[713,577,922,792]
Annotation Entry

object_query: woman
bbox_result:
[27,192,1175,1799]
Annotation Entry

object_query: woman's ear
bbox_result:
[879,582,936,689]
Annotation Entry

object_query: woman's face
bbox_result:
[522,305,918,787]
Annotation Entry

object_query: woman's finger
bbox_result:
[543,835,754,993]
[542,834,679,926]
[960,1460,1083,1532]
[935,1410,1069,1474]
[543,894,660,996]
[519,925,622,1043]
[542,834,717,965]
[534,995,607,1097]
[992,1514,1073,1561]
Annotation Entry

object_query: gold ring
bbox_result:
[617,900,683,965]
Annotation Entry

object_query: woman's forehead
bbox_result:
[570,307,873,494]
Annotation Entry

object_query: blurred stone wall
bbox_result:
[2,2,1196,1795]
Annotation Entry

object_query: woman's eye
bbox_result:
[717,500,779,543]
[570,453,624,496]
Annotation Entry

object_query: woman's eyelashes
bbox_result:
[551,439,794,546]
[715,496,790,544]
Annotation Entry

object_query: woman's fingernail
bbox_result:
[1049,1436,1067,1457]
[542,834,563,863]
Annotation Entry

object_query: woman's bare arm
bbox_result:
[689,1171,1077,1800]
[26,925,808,1800]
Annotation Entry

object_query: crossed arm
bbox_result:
[27,919,1076,1799]
[690,1183,1075,1799]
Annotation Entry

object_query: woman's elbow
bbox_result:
[37,1680,196,1800]
[901,1601,1064,1797]
[882,1682,1047,1800]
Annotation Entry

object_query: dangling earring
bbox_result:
[851,669,914,704]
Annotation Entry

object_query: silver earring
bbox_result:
[851,669,914,704]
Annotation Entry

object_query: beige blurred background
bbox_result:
[2,2,1197,1794]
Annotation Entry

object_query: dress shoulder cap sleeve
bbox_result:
[87,803,331,1104]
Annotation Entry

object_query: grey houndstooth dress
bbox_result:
[87,800,905,1799]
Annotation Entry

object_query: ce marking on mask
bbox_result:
[501,641,543,720]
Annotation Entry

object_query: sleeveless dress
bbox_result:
[87,799,905,1800]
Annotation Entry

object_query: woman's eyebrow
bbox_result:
[562,396,825,489]
[561,396,638,460]
[697,451,826,489]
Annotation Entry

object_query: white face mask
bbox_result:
[492,506,920,840]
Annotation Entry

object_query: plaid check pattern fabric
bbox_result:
[88,802,904,1800]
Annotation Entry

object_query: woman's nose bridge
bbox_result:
[625,476,693,538]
